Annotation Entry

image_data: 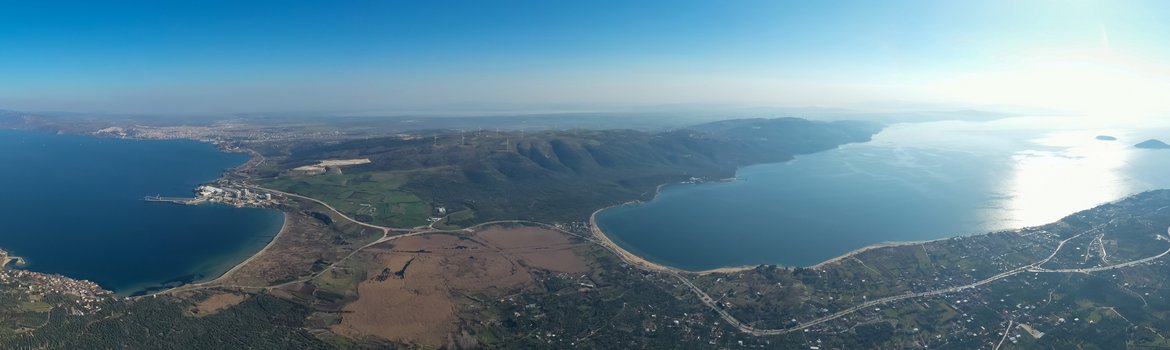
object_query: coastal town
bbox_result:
[92,123,358,146]
[1,249,111,315]
[0,268,110,309]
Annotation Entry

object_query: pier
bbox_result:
[142,184,280,208]
[1,249,26,268]
[143,195,202,205]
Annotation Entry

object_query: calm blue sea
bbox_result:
[597,118,1170,270]
[0,129,283,295]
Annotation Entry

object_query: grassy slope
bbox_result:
[260,172,431,228]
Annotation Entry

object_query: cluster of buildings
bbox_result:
[195,184,279,207]
[0,268,111,313]
[502,270,752,347]
[100,123,350,145]
[552,221,593,236]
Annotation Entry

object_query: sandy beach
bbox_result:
[590,181,955,276]
[589,179,767,275]
[590,207,676,272]
[590,205,952,276]
[590,205,761,275]
[186,212,291,289]
[587,173,971,276]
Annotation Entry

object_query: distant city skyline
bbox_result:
[2,0,1168,120]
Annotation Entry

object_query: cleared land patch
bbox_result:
[192,293,247,316]
[477,226,589,274]
[327,225,589,347]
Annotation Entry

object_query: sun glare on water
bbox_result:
[1002,130,1132,227]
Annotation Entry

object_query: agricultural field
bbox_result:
[260,171,434,228]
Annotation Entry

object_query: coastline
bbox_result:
[590,176,763,275]
[590,203,960,275]
[588,174,960,275]
[806,237,952,270]
[140,211,289,297]
[173,145,278,287]
[0,129,279,297]
[205,211,290,285]
[590,203,758,276]
[1,254,26,269]
[592,182,1156,275]
[590,207,676,273]
[133,145,279,296]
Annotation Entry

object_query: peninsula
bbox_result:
[3,114,1170,349]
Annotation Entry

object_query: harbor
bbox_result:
[0,248,25,268]
[144,182,282,208]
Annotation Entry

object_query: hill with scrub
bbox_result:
[261,118,883,227]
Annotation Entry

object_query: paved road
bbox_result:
[152,191,604,297]
[247,185,396,235]
[152,185,1170,339]
[1030,245,1170,274]
[673,227,1170,336]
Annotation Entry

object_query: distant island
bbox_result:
[1096,135,1117,141]
[7,112,1170,348]
[1135,139,1170,149]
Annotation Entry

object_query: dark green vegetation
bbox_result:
[265,118,882,227]
[2,294,331,349]
[5,116,1170,348]
[0,281,53,336]
[1136,139,1170,149]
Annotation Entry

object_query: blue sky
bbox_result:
[1,0,1168,115]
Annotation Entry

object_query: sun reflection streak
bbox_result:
[1002,131,1131,227]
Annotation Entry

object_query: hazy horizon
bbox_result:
[3,0,1169,121]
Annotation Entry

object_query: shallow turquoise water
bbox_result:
[0,129,283,295]
[597,119,1170,270]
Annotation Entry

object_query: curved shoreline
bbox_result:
[202,211,290,285]
[134,146,281,296]
[589,177,954,275]
[594,189,1141,273]
[590,205,758,275]
[590,177,767,275]
[1,255,26,269]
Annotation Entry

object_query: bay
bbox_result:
[596,117,1170,270]
[0,129,283,295]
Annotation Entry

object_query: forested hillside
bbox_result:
[273,118,882,224]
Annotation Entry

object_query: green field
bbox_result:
[260,172,432,228]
